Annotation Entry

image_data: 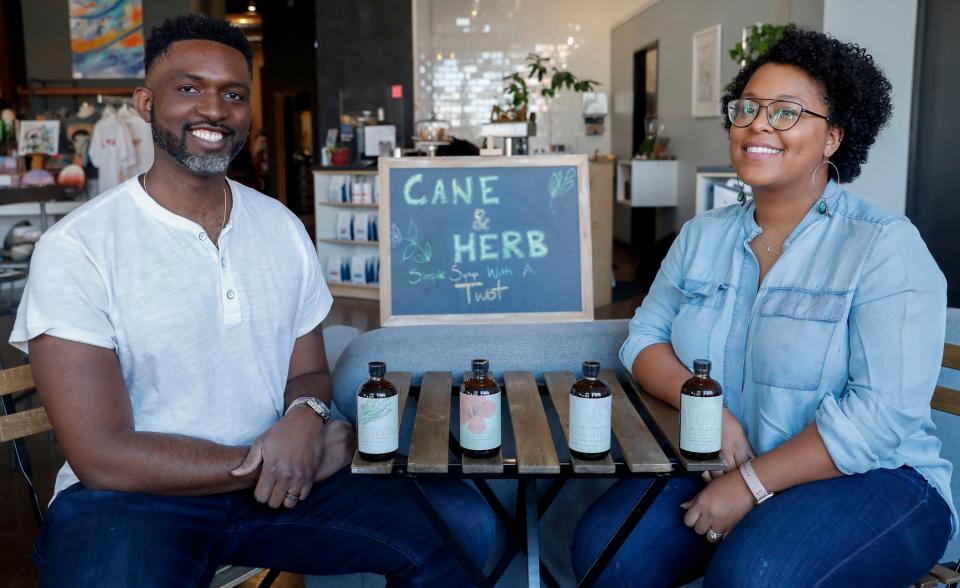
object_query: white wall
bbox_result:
[610,0,823,227]
[823,0,917,215]
[413,0,657,155]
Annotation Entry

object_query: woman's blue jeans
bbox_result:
[573,466,951,587]
[33,470,494,587]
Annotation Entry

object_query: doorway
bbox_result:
[907,0,959,306]
[631,43,659,157]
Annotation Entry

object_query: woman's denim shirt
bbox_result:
[620,181,956,535]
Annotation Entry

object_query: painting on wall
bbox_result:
[69,0,145,80]
[692,24,722,118]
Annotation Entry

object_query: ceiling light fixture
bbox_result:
[247,1,257,12]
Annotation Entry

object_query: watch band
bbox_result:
[285,396,331,423]
[739,459,774,505]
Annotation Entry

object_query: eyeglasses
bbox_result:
[726,98,829,131]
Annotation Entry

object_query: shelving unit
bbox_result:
[313,168,381,300]
[694,166,739,215]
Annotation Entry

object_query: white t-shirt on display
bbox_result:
[122,115,154,177]
[89,115,136,192]
[10,177,333,499]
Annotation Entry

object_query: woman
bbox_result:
[573,27,954,587]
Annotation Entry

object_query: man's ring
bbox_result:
[706,529,724,543]
[284,492,300,503]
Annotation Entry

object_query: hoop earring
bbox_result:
[736,176,747,206]
[811,160,841,214]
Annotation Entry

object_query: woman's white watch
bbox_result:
[285,396,331,423]
[739,459,774,505]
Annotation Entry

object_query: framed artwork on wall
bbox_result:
[17,120,61,156]
[692,24,722,118]
[69,0,145,79]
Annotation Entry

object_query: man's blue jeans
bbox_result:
[573,466,951,587]
[34,470,495,587]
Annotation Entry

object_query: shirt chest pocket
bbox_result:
[751,289,847,391]
[671,280,728,366]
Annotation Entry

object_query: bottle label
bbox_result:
[358,395,398,454]
[569,395,611,454]
[680,394,723,453]
[459,390,501,451]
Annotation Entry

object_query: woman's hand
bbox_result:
[704,408,756,482]
[682,470,756,541]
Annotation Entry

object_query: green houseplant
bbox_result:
[492,53,599,122]
[729,23,787,68]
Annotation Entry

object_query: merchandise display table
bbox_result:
[350,369,723,588]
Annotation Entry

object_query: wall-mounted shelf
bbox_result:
[616,160,680,207]
[317,238,379,246]
[314,169,382,300]
[329,282,379,301]
[317,201,378,209]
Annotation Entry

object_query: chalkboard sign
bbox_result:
[378,155,593,325]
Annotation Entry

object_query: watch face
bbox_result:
[306,398,330,421]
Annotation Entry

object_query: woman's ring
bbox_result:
[706,529,725,543]
[284,491,300,502]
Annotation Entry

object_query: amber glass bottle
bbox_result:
[568,361,612,460]
[459,359,501,458]
[357,361,398,461]
[679,359,723,460]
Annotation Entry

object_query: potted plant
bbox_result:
[729,23,787,69]
[493,53,599,123]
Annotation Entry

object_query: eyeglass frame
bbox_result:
[725,98,830,131]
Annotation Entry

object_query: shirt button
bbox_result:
[199,232,206,241]
[226,289,235,300]
[221,258,227,267]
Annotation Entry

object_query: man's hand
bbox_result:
[681,470,755,540]
[315,420,357,481]
[232,407,326,508]
[703,408,755,482]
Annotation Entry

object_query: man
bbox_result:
[11,15,492,586]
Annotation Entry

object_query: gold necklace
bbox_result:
[141,172,228,239]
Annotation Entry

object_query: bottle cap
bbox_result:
[582,361,600,379]
[693,359,711,374]
[472,359,489,373]
[368,361,386,378]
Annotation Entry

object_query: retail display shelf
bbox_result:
[329,282,380,301]
[317,201,378,209]
[317,238,379,246]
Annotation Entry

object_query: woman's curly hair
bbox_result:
[720,26,892,183]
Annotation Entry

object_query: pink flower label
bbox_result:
[459,391,501,451]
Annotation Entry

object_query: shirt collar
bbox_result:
[129,175,241,233]
[741,179,842,245]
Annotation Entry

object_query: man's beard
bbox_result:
[150,106,246,176]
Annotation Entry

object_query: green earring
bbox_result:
[737,189,746,205]
[817,200,827,214]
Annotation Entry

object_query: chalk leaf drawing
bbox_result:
[548,168,577,212]
[401,220,432,263]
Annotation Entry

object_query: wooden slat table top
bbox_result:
[461,371,504,474]
[543,371,615,474]
[351,371,412,474]
[943,342,960,371]
[602,370,672,473]
[504,371,560,474]
[623,370,725,473]
[407,372,453,473]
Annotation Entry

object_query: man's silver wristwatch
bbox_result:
[284,396,331,423]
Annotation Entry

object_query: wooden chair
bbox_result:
[915,342,960,588]
[0,364,275,588]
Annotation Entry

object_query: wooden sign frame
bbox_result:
[378,155,593,326]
